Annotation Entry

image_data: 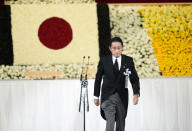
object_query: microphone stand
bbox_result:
[79,56,85,112]
[85,56,90,112]
[79,56,90,131]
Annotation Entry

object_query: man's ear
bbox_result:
[121,46,124,52]
[109,46,111,52]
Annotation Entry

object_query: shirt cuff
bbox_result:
[134,94,140,97]
[94,96,99,99]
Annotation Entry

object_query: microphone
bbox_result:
[80,56,86,81]
[85,56,90,80]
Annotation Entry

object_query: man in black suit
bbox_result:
[94,37,140,131]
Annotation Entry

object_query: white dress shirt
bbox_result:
[94,55,122,99]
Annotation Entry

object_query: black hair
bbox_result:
[109,37,123,47]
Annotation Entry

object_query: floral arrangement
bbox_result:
[138,5,192,76]
[5,0,94,4]
[1,4,191,80]
[0,64,96,80]
[109,5,161,77]
[0,4,99,80]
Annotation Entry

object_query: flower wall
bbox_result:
[138,5,192,77]
[109,4,192,77]
[0,2,192,79]
[109,5,161,77]
[5,0,94,4]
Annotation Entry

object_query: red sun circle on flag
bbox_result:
[38,17,73,50]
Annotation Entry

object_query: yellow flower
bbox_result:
[138,5,192,76]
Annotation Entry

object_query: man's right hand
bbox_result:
[94,99,99,106]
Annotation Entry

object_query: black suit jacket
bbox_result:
[94,54,140,120]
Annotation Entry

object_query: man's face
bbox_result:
[109,41,123,58]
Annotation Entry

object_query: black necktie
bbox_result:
[114,58,119,71]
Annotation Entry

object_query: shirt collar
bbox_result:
[112,55,121,62]
[112,55,121,60]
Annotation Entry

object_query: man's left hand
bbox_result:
[133,94,139,105]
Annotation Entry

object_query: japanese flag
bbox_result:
[10,4,99,65]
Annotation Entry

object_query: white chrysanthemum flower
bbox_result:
[6,0,94,4]
[109,5,161,78]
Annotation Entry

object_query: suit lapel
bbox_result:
[120,54,125,73]
[108,54,115,78]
